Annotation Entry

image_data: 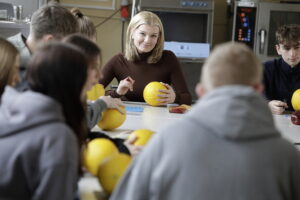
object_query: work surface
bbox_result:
[79,102,300,200]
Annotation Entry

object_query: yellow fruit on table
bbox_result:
[87,84,105,101]
[98,106,126,130]
[98,153,132,195]
[83,138,119,175]
[292,89,300,111]
[129,129,155,146]
[143,82,167,106]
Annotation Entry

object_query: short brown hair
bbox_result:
[275,24,300,46]
[125,11,164,64]
[70,8,96,40]
[0,38,19,97]
[201,42,262,91]
[30,2,78,40]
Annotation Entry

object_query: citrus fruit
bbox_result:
[83,138,119,175]
[87,84,105,101]
[292,89,300,111]
[129,129,155,146]
[97,106,126,130]
[98,153,132,194]
[143,81,167,106]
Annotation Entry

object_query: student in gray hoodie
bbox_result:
[110,42,300,200]
[0,42,88,200]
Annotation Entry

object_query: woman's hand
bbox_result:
[268,100,288,115]
[124,134,143,157]
[116,76,135,95]
[157,83,176,105]
[100,96,125,114]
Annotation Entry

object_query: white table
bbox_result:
[273,114,300,145]
[79,102,185,200]
[92,102,184,138]
[79,103,300,200]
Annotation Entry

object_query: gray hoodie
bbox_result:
[111,85,300,200]
[0,87,79,200]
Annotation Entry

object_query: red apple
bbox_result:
[291,111,300,125]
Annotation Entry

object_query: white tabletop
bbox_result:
[273,114,300,144]
[79,102,186,200]
[92,102,184,138]
[80,103,300,200]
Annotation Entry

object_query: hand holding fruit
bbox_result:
[268,100,288,115]
[157,83,176,105]
[116,76,135,95]
[100,96,125,114]
[124,134,143,157]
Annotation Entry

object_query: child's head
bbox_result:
[27,42,88,141]
[275,24,300,67]
[0,38,20,97]
[28,2,78,50]
[125,11,164,64]
[63,34,102,92]
[71,8,97,41]
[199,42,262,95]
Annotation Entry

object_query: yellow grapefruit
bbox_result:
[83,138,119,175]
[97,106,126,130]
[129,129,155,146]
[143,82,167,106]
[87,84,105,101]
[292,89,300,110]
[98,153,132,194]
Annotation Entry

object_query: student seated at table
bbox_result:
[0,42,88,200]
[64,34,142,157]
[99,11,192,105]
[0,37,20,98]
[63,34,124,129]
[8,2,78,91]
[263,24,300,114]
[110,42,300,200]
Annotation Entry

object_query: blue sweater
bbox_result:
[263,57,300,111]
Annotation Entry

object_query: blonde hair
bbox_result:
[201,42,262,91]
[71,8,96,40]
[0,38,19,97]
[125,11,164,64]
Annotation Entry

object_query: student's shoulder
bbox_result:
[263,57,282,68]
[107,53,126,64]
[7,33,26,48]
[162,50,176,58]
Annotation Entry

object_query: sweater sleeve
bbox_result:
[99,54,123,98]
[86,99,107,129]
[262,61,273,101]
[167,51,192,105]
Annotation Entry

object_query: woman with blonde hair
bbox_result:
[0,38,20,98]
[99,11,192,105]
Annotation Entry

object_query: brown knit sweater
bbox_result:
[99,50,192,105]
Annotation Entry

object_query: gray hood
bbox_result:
[188,85,280,141]
[0,86,65,138]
